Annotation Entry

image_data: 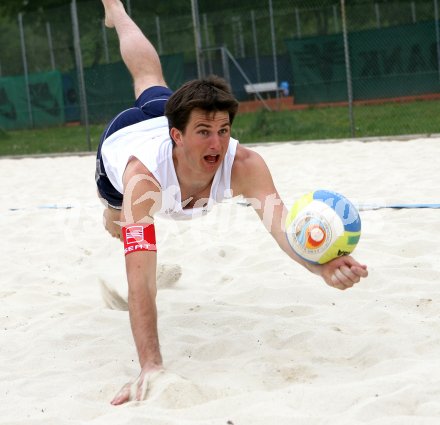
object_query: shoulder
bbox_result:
[231,145,273,197]
[123,157,161,193]
[232,144,266,169]
[121,157,162,220]
[124,157,149,177]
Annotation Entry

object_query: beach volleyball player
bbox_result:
[95,0,368,405]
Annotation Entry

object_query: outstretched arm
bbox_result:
[110,158,163,405]
[231,146,368,290]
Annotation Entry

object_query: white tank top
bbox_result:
[101,116,238,220]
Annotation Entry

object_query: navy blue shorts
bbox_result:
[95,86,173,208]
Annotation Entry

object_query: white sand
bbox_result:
[1,137,440,424]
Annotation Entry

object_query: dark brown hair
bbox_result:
[165,75,239,135]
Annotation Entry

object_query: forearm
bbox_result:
[128,282,162,367]
[258,201,322,276]
[280,236,321,275]
[271,225,321,275]
[126,262,162,368]
[111,268,162,407]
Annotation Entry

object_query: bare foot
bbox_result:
[102,0,126,28]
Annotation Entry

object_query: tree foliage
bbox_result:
[0,0,424,18]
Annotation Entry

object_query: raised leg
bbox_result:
[101,0,167,98]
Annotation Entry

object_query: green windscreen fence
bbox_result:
[0,70,65,130]
[0,53,184,130]
[286,20,440,104]
[84,53,184,124]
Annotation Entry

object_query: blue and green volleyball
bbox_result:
[285,190,361,264]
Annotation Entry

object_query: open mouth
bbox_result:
[204,154,220,164]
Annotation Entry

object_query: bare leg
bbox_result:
[101,0,167,98]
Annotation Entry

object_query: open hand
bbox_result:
[111,365,164,405]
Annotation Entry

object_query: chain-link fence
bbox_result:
[0,0,439,143]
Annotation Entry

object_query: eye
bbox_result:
[219,128,229,136]
[198,130,209,136]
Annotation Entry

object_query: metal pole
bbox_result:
[435,0,440,82]
[232,16,244,58]
[237,17,245,58]
[46,22,56,70]
[202,14,213,75]
[333,4,339,33]
[191,0,204,78]
[375,3,381,29]
[341,0,355,137]
[71,0,91,150]
[102,19,110,63]
[155,16,163,55]
[126,0,132,17]
[269,0,280,109]
[220,46,231,84]
[411,1,417,23]
[295,8,301,38]
[251,10,261,82]
[18,13,33,128]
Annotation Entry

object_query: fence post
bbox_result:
[411,2,417,23]
[374,3,381,29]
[155,16,163,55]
[46,22,56,70]
[232,16,245,58]
[220,46,231,83]
[269,0,280,109]
[333,5,339,33]
[202,14,213,75]
[101,19,110,63]
[71,0,91,150]
[250,10,261,82]
[191,0,205,78]
[18,12,33,128]
[295,8,301,38]
[434,0,440,82]
[340,0,355,137]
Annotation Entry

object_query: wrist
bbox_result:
[139,347,162,369]
[140,357,163,371]
[302,259,321,276]
[284,244,322,275]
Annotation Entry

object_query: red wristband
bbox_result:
[122,224,157,255]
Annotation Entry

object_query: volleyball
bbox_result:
[285,190,361,264]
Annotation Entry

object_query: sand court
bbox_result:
[1,137,440,424]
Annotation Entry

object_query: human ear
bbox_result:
[170,127,183,146]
